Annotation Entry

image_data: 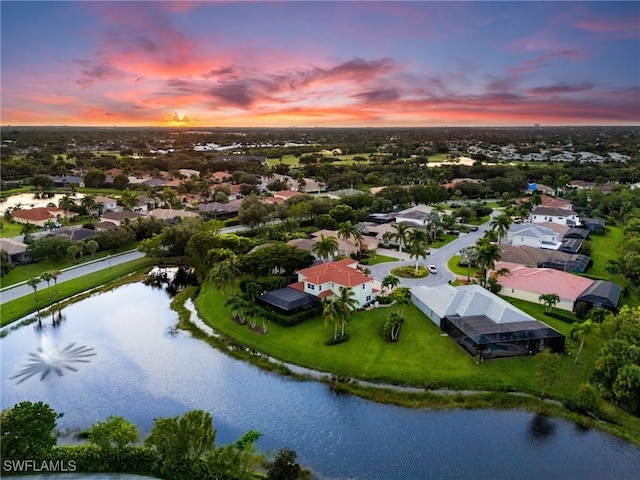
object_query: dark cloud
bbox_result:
[529,83,594,95]
[208,83,256,107]
[352,88,399,103]
[74,60,119,88]
[202,66,236,78]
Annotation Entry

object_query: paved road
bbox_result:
[0,250,145,305]
[368,212,497,288]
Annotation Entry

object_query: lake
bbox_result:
[0,192,86,214]
[2,282,639,479]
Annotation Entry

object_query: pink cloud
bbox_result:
[508,50,585,75]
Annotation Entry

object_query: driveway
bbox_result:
[367,213,496,288]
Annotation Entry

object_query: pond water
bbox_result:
[2,283,639,480]
[0,192,86,214]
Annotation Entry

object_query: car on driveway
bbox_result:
[427,264,438,274]
[470,226,479,231]
[446,230,460,236]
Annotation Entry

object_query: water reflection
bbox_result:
[10,334,96,384]
[1,283,639,480]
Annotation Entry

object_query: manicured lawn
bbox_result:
[1,250,116,287]
[1,257,154,326]
[430,233,458,248]
[468,215,491,226]
[195,282,598,398]
[0,186,31,198]
[266,153,373,166]
[447,255,481,278]
[0,221,23,238]
[390,265,428,278]
[367,253,398,265]
[588,226,623,278]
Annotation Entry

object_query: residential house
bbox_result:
[310,229,377,256]
[539,196,573,211]
[272,190,303,202]
[94,195,121,214]
[506,223,562,250]
[13,207,63,227]
[568,180,594,191]
[100,211,143,226]
[411,284,565,359]
[148,209,200,220]
[0,238,28,263]
[496,262,595,311]
[292,258,376,308]
[94,221,118,232]
[526,183,555,195]
[49,227,99,242]
[499,245,591,273]
[578,152,605,163]
[197,202,240,218]
[530,207,578,226]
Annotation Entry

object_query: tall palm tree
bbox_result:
[392,223,410,259]
[475,236,501,287]
[26,277,42,303]
[80,194,98,215]
[67,244,80,264]
[461,246,479,283]
[58,194,76,219]
[85,239,99,259]
[20,222,38,242]
[322,298,341,340]
[333,286,358,338]
[407,229,429,273]
[49,269,62,295]
[338,221,358,256]
[312,235,338,263]
[210,256,241,296]
[40,271,54,300]
[571,319,593,365]
[490,213,512,244]
[381,274,400,293]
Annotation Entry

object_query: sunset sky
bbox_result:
[1,1,638,127]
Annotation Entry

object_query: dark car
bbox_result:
[446,230,460,236]
[469,226,479,231]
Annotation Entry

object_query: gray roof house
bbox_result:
[0,238,28,263]
[411,284,565,359]
[506,223,562,250]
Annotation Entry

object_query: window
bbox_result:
[362,284,366,289]
[366,295,371,302]
[318,285,322,291]
[307,283,315,290]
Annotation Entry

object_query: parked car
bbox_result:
[446,230,460,236]
[469,226,479,231]
[427,265,438,274]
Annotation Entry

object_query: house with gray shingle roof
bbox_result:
[506,223,562,250]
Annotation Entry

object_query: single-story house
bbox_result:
[94,221,118,232]
[148,209,200,220]
[309,229,377,256]
[49,227,99,242]
[499,245,591,274]
[530,207,579,226]
[101,211,143,226]
[94,195,121,214]
[292,258,376,308]
[366,213,396,224]
[496,262,594,311]
[0,238,28,263]
[580,217,606,234]
[411,284,565,359]
[506,223,562,250]
[13,207,63,227]
[568,180,594,191]
[197,202,240,217]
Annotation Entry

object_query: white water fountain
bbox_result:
[10,334,96,384]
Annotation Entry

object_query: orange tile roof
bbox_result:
[496,262,593,301]
[289,281,305,292]
[14,208,55,221]
[298,260,372,287]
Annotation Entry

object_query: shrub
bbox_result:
[376,295,394,305]
[324,334,350,346]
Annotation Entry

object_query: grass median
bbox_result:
[1,257,154,326]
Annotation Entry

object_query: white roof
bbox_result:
[412,284,535,324]
[509,223,557,238]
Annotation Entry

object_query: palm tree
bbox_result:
[80,194,98,215]
[407,229,429,274]
[20,222,38,242]
[461,246,479,283]
[322,298,341,340]
[571,319,593,365]
[312,235,338,263]
[58,194,76,219]
[381,274,400,293]
[49,269,62,295]
[67,244,80,264]
[338,221,358,256]
[119,189,139,211]
[210,256,241,296]
[538,293,560,314]
[85,239,99,259]
[161,187,178,209]
[475,236,501,287]
[392,223,410,258]
[490,213,512,244]
[40,271,54,300]
[26,277,42,303]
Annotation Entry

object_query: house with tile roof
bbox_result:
[292,258,376,308]
[0,238,28,263]
[100,211,143,226]
[539,195,573,211]
[13,207,60,227]
[495,262,594,311]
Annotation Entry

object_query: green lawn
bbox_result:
[1,257,154,326]
[447,255,481,278]
[266,153,374,166]
[430,233,458,248]
[367,253,398,265]
[1,250,118,288]
[588,226,623,278]
[195,282,597,398]
[0,220,23,238]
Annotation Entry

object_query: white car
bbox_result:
[427,265,438,274]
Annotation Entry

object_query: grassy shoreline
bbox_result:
[192,280,640,446]
[0,257,154,326]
